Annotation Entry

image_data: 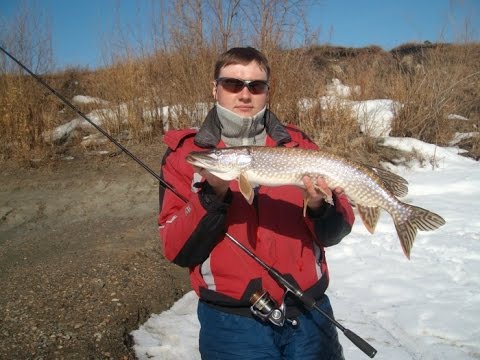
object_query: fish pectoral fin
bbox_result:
[313,183,334,205]
[303,194,310,217]
[238,173,254,205]
[304,183,335,217]
[357,205,381,234]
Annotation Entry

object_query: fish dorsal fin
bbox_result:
[368,166,409,198]
[357,205,381,234]
[238,173,254,205]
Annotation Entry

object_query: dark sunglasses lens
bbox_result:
[248,81,268,94]
[218,78,268,94]
[220,78,245,93]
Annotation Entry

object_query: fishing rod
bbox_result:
[0,45,377,358]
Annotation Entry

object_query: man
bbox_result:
[159,47,354,359]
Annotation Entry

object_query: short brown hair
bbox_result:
[214,47,270,80]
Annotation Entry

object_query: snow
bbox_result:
[326,78,361,98]
[130,80,480,359]
[450,132,479,146]
[72,95,109,105]
[299,79,402,137]
[350,99,401,137]
[132,292,200,360]
[448,114,470,121]
[44,99,212,143]
[325,141,480,359]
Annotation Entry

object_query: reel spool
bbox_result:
[249,290,287,327]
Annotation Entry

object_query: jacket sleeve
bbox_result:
[307,192,355,247]
[158,147,231,268]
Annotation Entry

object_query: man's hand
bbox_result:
[194,166,230,200]
[302,175,344,210]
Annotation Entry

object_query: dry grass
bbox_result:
[0,75,57,160]
[2,42,479,163]
[389,44,480,145]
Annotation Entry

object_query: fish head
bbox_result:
[185,147,253,181]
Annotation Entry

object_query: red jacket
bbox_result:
[159,108,354,317]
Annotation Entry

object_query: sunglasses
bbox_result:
[215,77,269,95]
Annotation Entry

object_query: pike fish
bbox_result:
[186,146,445,259]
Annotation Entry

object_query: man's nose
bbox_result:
[238,86,252,99]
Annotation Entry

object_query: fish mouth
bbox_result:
[185,154,204,167]
[185,153,218,170]
[185,154,196,164]
[186,152,239,180]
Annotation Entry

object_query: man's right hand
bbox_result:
[194,166,230,200]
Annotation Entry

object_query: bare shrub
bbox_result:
[302,98,360,155]
[268,48,319,124]
[316,42,480,159]
[0,4,55,160]
[390,44,480,146]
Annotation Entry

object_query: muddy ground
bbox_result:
[0,142,191,359]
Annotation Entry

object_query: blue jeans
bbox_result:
[198,295,344,360]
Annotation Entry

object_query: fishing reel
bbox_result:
[250,290,297,327]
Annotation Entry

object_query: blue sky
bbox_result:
[1,0,479,70]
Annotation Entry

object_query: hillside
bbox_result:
[1,42,479,162]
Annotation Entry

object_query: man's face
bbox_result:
[213,61,269,117]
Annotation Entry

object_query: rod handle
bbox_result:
[343,329,377,358]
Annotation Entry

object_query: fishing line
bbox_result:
[0,45,377,358]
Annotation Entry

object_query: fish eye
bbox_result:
[214,150,222,157]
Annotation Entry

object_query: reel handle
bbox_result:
[344,329,377,358]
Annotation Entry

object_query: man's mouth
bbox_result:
[235,106,254,111]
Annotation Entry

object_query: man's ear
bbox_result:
[212,81,217,100]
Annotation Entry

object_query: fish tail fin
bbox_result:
[393,204,446,259]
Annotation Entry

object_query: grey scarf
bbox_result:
[216,103,267,147]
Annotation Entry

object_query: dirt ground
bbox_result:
[0,142,191,360]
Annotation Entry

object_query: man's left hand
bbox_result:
[302,176,344,210]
